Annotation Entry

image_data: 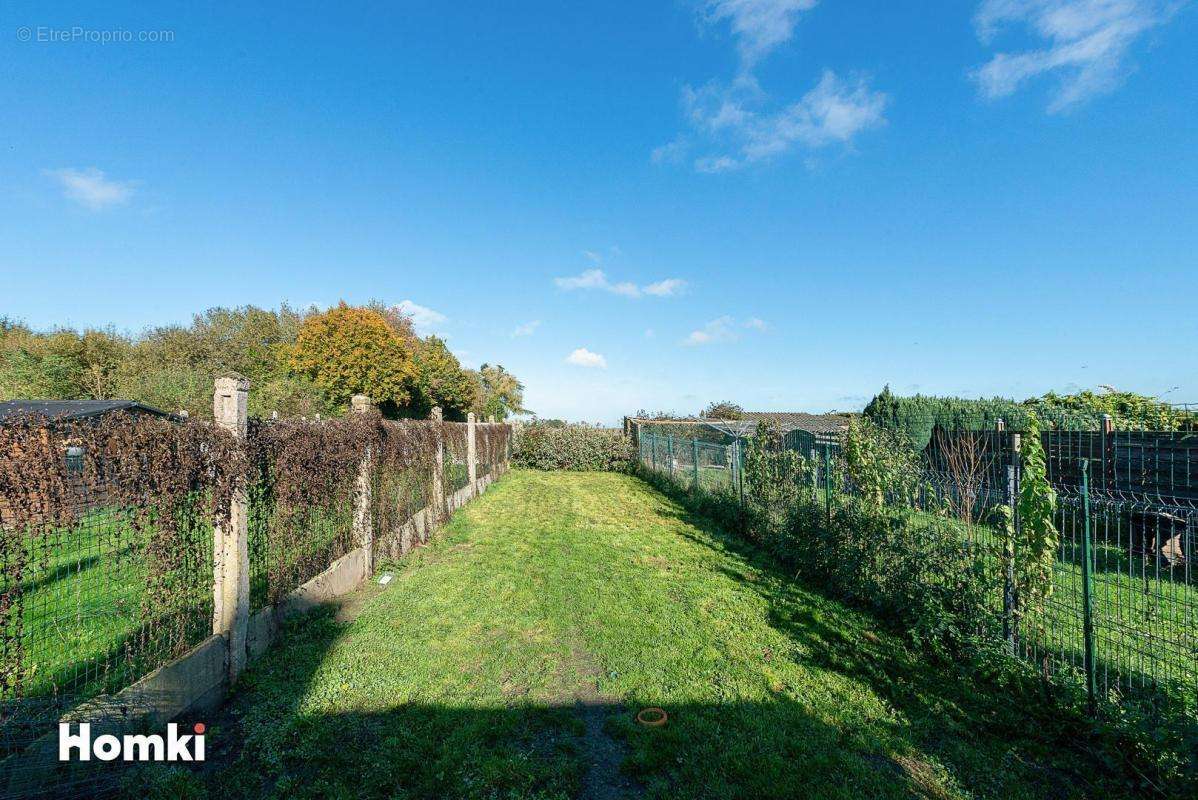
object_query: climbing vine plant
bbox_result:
[995,412,1059,619]
[1016,412,1059,612]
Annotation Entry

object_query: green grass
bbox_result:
[645,455,1198,711]
[18,508,151,699]
[134,469,1149,800]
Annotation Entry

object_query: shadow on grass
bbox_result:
[636,469,1197,799]
[103,605,1078,800]
[15,469,1189,800]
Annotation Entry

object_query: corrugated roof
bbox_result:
[738,412,851,434]
[0,400,173,424]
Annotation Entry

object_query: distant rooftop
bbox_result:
[0,400,174,424]
[696,412,851,439]
[738,412,852,434]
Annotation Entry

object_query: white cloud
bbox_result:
[683,315,768,345]
[744,316,769,331]
[554,269,686,299]
[971,0,1180,112]
[651,138,689,165]
[511,320,541,337]
[683,316,739,346]
[46,167,135,210]
[681,71,888,171]
[394,300,447,334]
[658,2,886,171]
[565,347,608,368]
[555,268,609,291]
[703,0,820,70]
[643,278,688,297]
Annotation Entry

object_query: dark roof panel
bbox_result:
[0,400,173,423]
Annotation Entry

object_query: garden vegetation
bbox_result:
[512,422,632,472]
[0,303,525,421]
[637,417,1197,796]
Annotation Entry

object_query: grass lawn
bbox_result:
[132,470,1148,799]
[644,456,1198,711]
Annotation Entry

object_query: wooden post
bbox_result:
[351,394,374,578]
[467,412,478,488]
[212,377,250,683]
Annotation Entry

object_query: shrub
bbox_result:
[512,424,632,471]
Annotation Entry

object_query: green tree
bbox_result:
[409,336,474,419]
[700,401,744,420]
[290,303,417,412]
[470,363,525,421]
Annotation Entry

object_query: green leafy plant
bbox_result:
[842,417,921,509]
[512,423,631,471]
[1014,412,1059,615]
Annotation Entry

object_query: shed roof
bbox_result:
[738,412,852,434]
[0,400,174,424]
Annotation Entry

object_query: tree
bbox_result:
[701,401,744,420]
[290,303,417,412]
[78,330,131,398]
[470,363,525,421]
[409,336,474,419]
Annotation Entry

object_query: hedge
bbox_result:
[512,424,632,472]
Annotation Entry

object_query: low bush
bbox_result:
[512,423,632,472]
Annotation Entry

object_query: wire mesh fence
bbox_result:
[1,406,511,796]
[245,416,366,609]
[442,423,471,496]
[0,412,236,769]
[636,418,1198,722]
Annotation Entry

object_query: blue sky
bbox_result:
[2,1,1195,424]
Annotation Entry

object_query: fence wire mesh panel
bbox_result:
[372,420,438,560]
[0,412,234,781]
[246,417,362,607]
[636,417,1198,724]
[1026,428,1197,708]
[476,424,506,479]
[1,401,512,797]
[442,423,470,496]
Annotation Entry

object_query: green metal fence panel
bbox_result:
[638,417,1198,723]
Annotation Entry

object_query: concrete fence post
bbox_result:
[212,376,250,684]
[506,420,516,469]
[467,412,478,488]
[351,394,374,578]
[431,407,444,521]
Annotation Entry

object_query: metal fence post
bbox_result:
[736,438,746,506]
[809,447,818,502]
[667,434,675,479]
[823,442,832,528]
[212,376,250,684]
[1003,431,1021,655]
[1100,413,1113,493]
[725,439,732,479]
[692,438,700,490]
[1080,459,1098,714]
[651,433,657,471]
[351,394,374,578]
